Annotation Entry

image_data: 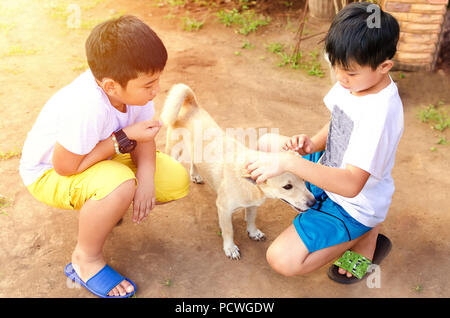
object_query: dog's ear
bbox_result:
[241,168,261,185]
[241,175,257,185]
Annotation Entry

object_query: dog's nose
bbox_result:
[306,198,316,208]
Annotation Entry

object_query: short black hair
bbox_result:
[85,15,167,88]
[325,2,399,70]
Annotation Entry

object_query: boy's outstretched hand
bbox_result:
[123,120,162,142]
[282,134,315,155]
[246,152,292,184]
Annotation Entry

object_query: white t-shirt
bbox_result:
[321,77,404,227]
[19,69,155,186]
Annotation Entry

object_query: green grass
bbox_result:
[241,40,254,49]
[0,149,21,160]
[418,101,449,151]
[0,22,16,35]
[154,0,186,7]
[281,1,294,8]
[1,66,23,75]
[265,42,284,54]
[413,284,423,293]
[46,0,124,31]
[181,14,205,31]
[265,43,324,77]
[71,60,89,72]
[216,8,270,35]
[2,45,39,57]
[437,136,447,145]
[418,101,449,132]
[0,195,11,216]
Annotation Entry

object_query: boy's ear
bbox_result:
[379,60,394,74]
[97,78,116,95]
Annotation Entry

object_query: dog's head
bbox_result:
[242,172,316,213]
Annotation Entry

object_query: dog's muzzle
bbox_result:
[281,199,308,213]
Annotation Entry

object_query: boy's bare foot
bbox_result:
[338,226,379,278]
[72,248,134,297]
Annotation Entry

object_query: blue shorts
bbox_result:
[293,152,372,253]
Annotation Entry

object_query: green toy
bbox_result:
[333,250,372,279]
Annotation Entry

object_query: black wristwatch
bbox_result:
[112,129,137,154]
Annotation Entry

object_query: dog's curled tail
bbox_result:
[160,83,198,126]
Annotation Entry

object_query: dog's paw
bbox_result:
[191,175,204,184]
[224,244,241,260]
[248,229,266,241]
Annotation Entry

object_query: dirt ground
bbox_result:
[0,0,449,298]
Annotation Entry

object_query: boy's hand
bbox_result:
[245,152,291,184]
[282,134,315,155]
[123,120,162,143]
[132,177,156,224]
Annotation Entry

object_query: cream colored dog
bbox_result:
[160,84,316,259]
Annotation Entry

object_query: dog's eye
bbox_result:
[283,184,293,190]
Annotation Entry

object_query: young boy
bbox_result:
[246,2,403,283]
[19,15,190,297]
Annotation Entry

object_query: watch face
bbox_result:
[119,140,137,153]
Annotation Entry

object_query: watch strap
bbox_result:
[111,133,121,155]
[112,129,137,153]
[113,129,129,144]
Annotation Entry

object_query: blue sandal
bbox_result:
[64,263,137,298]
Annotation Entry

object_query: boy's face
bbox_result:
[333,60,392,96]
[117,70,162,106]
[99,70,162,109]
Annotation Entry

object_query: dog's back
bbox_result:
[161,84,236,190]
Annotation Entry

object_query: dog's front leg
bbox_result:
[245,206,266,241]
[217,203,240,260]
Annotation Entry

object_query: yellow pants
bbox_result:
[27,151,189,210]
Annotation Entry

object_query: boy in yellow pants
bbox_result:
[19,15,189,298]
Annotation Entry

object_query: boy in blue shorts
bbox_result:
[19,16,189,297]
[246,2,403,283]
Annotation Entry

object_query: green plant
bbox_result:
[418,101,449,132]
[265,42,284,54]
[304,50,325,77]
[71,60,89,72]
[413,284,423,292]
[266,43,324,77]
[277,51,303,69]
[0,195,11,216]
[216,8,270,35]
[0,149,21,160]
[307,62,325,77]
[241,40,254,49]
[155,0,186,7]
[282,1,294,8]
[437,136,447,145]
[0,22,15,35]
[2,45,39,57]
[181,14,205,31]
